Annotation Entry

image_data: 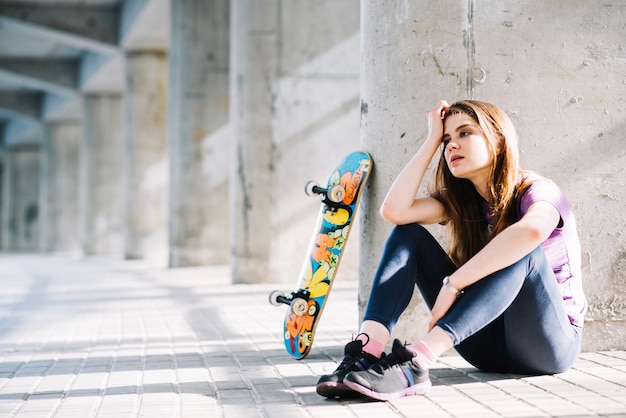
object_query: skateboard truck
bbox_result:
[304,180,345,211]
[269,289,313,316]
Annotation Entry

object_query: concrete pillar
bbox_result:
[80,94,124,256]
[168,0,230,267]
[44,122,81,253]
[0,151,12,250]
[123,51,169,265]
[229,0,278,283]
[1,147,41,251]
[38,127,51,252]
[360,1,626,351]
[359,1,470,345]
[469,1,626,351]
[229,1,361,284]
[268,1,361,283]
[0,152,3,247]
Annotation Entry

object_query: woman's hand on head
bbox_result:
[426,100,450,145]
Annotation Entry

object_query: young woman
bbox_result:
[316,100,587,401]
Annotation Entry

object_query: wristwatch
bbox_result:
[443,276,464,298]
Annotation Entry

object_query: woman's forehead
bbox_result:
[444,112,477,132]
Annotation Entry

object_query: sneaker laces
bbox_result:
[336,353,362,372]
[369,340,414,374]
[370,352,401,374]
[335,333,371,372]
[353,332,370,346]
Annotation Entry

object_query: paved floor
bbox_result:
[0,254,624,418]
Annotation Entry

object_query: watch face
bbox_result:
[443,277,462,297]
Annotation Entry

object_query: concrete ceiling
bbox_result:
[0,0,169,146]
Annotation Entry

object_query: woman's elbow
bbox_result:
[528,225,551,244]
[379,203,401,224]
[518,223,549,246]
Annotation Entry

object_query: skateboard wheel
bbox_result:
[327,185,345,203]
[307,303,317,316]
[304,180,321,198]
[268,290,285,306]
[291,298,308,316]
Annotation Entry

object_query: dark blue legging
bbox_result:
[363,223,582,375]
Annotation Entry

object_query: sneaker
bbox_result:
[343,338,432,401]
[316,337,380,398]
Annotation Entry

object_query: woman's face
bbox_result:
[442,112,494,185]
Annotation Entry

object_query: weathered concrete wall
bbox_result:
[80,94,124,256]
[270,0,361,284]
[360,0,625,351]
[472,1,626,351]
[229,0,277,283]
[123,51,169,265]
[230,0,361,284]
[359,0,467,348]
[1,148,40,252]
[46,122,81,253]
[168,0,230,268]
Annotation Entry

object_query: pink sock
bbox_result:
[356,334,385,358]
[408,340,436,369]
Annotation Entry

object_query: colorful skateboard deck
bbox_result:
[269,151,372,359]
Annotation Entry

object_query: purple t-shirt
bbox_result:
[518,179,587,327]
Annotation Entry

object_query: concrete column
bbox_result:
[38,127,51,252]
[168,0,230,267]
[0,151,3,247]
[0,148,41,251]
[469,1,626,351]
[0,151,12,250]
[229,0,278,283]
[45,122,81,253]
[360,1,626,351]
[229,1,361,284]
[359,1,468,344]
[80,94,124,256]
[123,51,169,264]
[268,1,361,284]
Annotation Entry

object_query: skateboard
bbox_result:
[269,151,372,360]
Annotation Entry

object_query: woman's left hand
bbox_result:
[428,285,458,331]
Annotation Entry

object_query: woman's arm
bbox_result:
[428,201,561,330]
[449,201,561,289]
[380,101,449,225]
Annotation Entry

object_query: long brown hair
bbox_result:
[429,100,534,266]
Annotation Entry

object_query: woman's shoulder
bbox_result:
[519,171,571,213]
[520,171,560,193]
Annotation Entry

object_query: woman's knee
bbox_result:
[379,224,427,257]
[523,246,551,276]
[387,223,431,247]
[392,222,429,236]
